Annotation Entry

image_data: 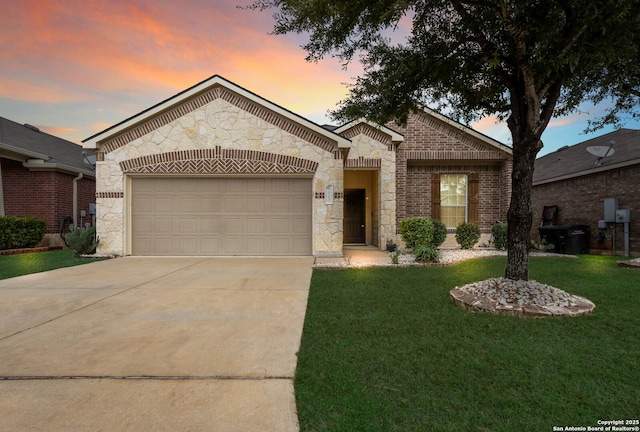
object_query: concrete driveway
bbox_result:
[0,256,313,431]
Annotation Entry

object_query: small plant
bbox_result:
[399,217,434,249]
[386,238,397,252]
[455,222,480,249]
[413,244,440,262]
[390,249,401,265]
[492,222,508,250]
[431,219,448,248]
[530,236,555,252]
[64,225,100,256]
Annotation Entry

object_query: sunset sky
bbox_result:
[1,0,638,156]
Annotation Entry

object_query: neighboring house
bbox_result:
[0,117,96,247]
[532,129,640,256]
[83,75,512,257]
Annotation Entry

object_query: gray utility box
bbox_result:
[616,209,631,223]
[604,198,619,222]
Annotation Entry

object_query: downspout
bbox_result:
[0,160,4,216]
[73,173,83,227]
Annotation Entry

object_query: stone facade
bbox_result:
[90,82,345,256]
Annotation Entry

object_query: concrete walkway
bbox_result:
[0,257,313,431]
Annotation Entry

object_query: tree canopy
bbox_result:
[249,0,640,280]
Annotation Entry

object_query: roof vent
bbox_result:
[556,145,569,152]
[24,124,40,132]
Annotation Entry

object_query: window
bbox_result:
[440,174,467,228]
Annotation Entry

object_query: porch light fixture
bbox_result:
[325,184,334,204]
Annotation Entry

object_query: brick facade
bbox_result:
[531,164,640,256]
[390,112,512,233]
[1,158,96,237]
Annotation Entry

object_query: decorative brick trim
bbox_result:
[344,157,382,168]
[339,123,392,146]
[96,151,104,162]
[406,150,507,161]
[414,112,500,152]
[119,147,319,175]
[96,192,124,198]
[101,86,338,154]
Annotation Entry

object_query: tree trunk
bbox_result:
[505,133,541,281]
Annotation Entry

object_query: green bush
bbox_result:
[0,216,47,250]
[492,222,508,250]
[63,225,99,256]
[414,244,440,262]
[455,222,480,249]
[431,219,448,248]
[399,217,434,250]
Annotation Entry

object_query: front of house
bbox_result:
[83,75,512,257]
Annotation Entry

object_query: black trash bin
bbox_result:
[537,225,589,254]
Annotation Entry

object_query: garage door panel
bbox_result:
[131,177,312,256]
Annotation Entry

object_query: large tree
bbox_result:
[249,0,640,280]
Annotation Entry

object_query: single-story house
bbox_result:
[83,75,512,257]
[532,129,639,256]
[0,116,96,247]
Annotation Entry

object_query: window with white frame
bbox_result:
[440,174,467,228]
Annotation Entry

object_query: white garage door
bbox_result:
[131,177,312,256]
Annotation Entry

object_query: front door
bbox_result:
[344,189,366,243]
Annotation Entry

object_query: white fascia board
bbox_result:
[22,161,96,178]
[83,75,351,150]
[334,119,405,142]
[0,142,50,160]
[421,107,513,155]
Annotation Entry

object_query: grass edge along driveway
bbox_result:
[295,255,639,432]
[0,249,108,280]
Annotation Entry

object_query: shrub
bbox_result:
[0,216,47,250]
[64,225,99,256]
[455,222,480,249]
[431,219,448,248]
[413,244,440,263]
[399,217,434,250]
[492,222,508,250]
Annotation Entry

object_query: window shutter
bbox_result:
[468,173,479,223]
[431,174,441,220]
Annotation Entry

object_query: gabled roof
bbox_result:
[333,119,405,143]
[419,107,513,155]
[533,129,640,185]
[83,74,351,152]
[0,116,95,177]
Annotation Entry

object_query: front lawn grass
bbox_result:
[295,255,639,431]
[0,249,107,280]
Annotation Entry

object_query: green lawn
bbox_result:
[295,256,639,431]
[0,249,108,280]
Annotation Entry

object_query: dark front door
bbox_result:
[344,189,366,243]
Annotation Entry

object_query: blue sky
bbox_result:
[1,0,638,157]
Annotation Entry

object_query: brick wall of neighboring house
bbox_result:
[531,164,640,256]
[390,112,512,233]
[1,158,96,239]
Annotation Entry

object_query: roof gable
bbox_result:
[83,75,351,155]
[414,108,512,155]
[533,129,640,185]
